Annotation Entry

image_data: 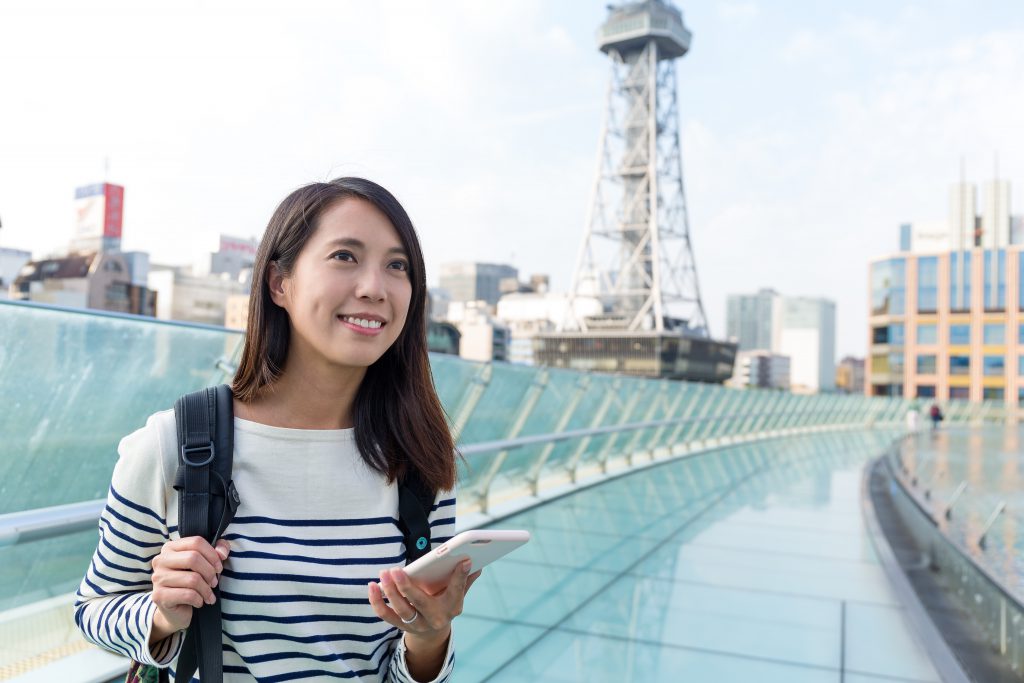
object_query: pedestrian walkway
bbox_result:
[455,429,941,682]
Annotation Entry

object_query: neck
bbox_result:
[241,350,368,430]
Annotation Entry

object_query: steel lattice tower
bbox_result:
[536,0,735,382]
[563,0,707,336]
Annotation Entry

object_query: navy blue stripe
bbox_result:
[99,517,165,549]
[96,546,152,577]
[229,550,404,567]
[228,654,388,683]
[219,590,367,606]
[100,530,158,564]
[223,633,397,664]
[231,515,397,527]
[220,532,402,547]
[82,573,111,597]
[432,498,456,511]
[90,560,152,589]
[109,484,166,527]
[221,569,375,586]
[430,517,455,528]
[225,625,396,645]
[102,503,165,537]
[222,611,381,625]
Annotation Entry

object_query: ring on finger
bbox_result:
[400,610,419,625]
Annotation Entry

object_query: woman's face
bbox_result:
[269,198,413,373]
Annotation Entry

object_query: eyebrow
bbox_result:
[325,237,407,256]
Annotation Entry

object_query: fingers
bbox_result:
[378,570,419,623]
[367,580,405,630]
[151,536,230,610]
[465,568,483,593]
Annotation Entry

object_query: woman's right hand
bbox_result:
[149,537,230,641]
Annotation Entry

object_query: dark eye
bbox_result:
[330,250,355,262]
[389,260,410,272]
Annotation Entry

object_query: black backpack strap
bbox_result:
[397,469,436,564]
[171,385,238,683]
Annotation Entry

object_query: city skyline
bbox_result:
[2,0,1023,359]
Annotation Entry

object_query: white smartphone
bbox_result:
[404,529,531,593]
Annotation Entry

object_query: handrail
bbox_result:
[0,297,244,334]
[1,408,886,549]
[0,499,105,548]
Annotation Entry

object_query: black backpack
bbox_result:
[170,385,436,683]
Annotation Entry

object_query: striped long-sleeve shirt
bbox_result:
[75,409,457,682]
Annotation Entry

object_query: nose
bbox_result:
[355,265,386,302]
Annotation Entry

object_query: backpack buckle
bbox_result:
[181,443,215,467]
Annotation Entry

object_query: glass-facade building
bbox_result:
[868,247,1024,404]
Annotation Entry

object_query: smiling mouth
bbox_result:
[338,315,385,330]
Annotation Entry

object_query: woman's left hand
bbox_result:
[368,559,482,644]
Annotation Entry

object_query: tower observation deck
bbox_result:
[535,0,736,382]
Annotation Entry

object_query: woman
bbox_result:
[75,178,476,682]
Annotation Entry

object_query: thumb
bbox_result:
[452,559,472,590]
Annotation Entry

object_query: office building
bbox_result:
[439,262,518,309]
[12,251,155,315]
[836,356,865,394]
[726,289,836,393]
[69,183,125,254]
[868,175,1023,403]
[726,289,777,351]
[727,350,790,390]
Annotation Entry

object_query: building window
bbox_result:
[890,353,904,375]
[916,355,937,374]
[1019,387,1024,406]
[917,256,938,313]
[983,323,1005,345]
[984,387,1005,401]
[1019,323,1024,344]
[984,250,1006,311]
[950,355,970,375]
[872,354,890,374]
[871,258,906,315]
[949,324,971,345]
[1019,356,1024,376]
[890,324,904,346]
[983,355,1005,376]
[950,386,970,400]
[916,385,936,398]
[950,251,971,312]
[917,324,937,344]
[872,324,904,345]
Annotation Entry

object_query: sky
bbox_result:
[2,0,1024,359]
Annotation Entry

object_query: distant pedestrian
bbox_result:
[929,403,944,430]
[906,407,919,432]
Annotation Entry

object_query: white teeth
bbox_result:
[341,316,382,329]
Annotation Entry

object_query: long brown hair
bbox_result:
[232,178,456,492]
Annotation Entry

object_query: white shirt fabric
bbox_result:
[75,409,457,682]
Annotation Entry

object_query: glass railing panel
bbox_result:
[428,352,485,420]
[568,377,635,474]
[0,301,242,612]
[485,368,586,494]
[0,301,242,514]
[534,373,619,480]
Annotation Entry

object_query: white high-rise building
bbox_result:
[982,179,1011,248]
[725,290,836,394]
[949,181,977,252]
[773,297,836,394]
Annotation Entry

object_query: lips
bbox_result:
[337,314,387,335]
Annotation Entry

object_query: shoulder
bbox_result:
[116,409,178,485]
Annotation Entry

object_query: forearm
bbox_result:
[403,628,451,682]
[149,610,179,648]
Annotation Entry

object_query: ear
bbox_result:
[267,261,289,308]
